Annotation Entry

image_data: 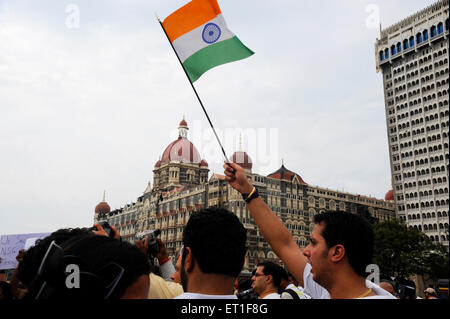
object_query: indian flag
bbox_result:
[162,0,254,83]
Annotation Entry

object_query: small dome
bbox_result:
[155,160,162,168]
[229,151,252,170]
[95,202,110,214]
[179,119,188,127]
[385,190,394,201]
[267,164,307,184]
[200,159,208,167]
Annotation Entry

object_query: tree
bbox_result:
[372,218,449,280]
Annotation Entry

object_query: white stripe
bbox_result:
[173,14,235,63]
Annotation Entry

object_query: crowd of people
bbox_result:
[0,163,445,300]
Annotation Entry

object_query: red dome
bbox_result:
[268,164,307,184]
[229,151,252,170]
[155,160,162,168]
[95,202,110,214]
[385,190,394,201]
[200,159,208,167]
[161,137,201,164]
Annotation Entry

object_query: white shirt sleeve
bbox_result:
[303,263,330,299]
[159,259,176,281]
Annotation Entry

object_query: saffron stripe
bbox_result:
[162,0,221,42]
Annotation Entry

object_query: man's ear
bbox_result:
[330,244,346,263]
[184,246,195,272]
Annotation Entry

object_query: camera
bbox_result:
[88,221,115,238]
[136,229,162,258]
[236,288,259,300]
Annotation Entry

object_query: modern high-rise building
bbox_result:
[95,118,395,270]
[375,0,449,245]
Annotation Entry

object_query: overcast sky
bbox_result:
[0,0,439,235]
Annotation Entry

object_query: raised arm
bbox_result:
[223,162,309,287]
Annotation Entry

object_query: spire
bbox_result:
[239,134,243,152]
[103,190,106,202]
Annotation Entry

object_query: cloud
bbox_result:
[0,0,435,235]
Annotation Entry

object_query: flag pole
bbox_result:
[156,14,231,165]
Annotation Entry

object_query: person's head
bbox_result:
[0,281,14,300]
[237,277,253,293]
[278,268,290,293]
[252,261,283,297]
[26,235,150,299]
[379,280,396,295]
[288,272,299,287]
[424,287,437,298]
[302,211,374,288]
[181,207,247,292]
[18,228,93,287]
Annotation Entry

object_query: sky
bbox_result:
[0,0,439,235]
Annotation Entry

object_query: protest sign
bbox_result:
[0,233,50,270]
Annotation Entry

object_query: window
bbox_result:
[423,30,428,41]
[431,25,437,37]
[403,39,409,50]
[417,33,422,44]
[437,22,443,34]
[409,36,414,47]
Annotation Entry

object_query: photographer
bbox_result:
[135,234,183,299]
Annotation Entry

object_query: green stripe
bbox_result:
[182,36,254,83]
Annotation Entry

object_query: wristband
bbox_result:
[159,257,170,265]
[242,187,259,203]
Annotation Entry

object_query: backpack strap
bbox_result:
[284,288,300,299]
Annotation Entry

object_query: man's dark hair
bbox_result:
[26,235,150,299]
[313,211,374,277]
[0,281,14,300]
[18,228,93,286]
[257,261,284,289]
[182,207,247,278]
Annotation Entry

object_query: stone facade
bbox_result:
[95,120,395,270]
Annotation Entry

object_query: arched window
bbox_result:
[417,32,423,43]
[391,45,396,56]
[379,51,384,61]
[446,19,449,31]
[437,22,443,34]
[431,25,437,37]
[409,36,414,47]
[384,48,389,59]
[403,39,409,50]
[423,29,428,41]
[396,42,402,53]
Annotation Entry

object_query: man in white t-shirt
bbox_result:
[251,261,282,299]
[174,207,247,299]
[224,162,396,299]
